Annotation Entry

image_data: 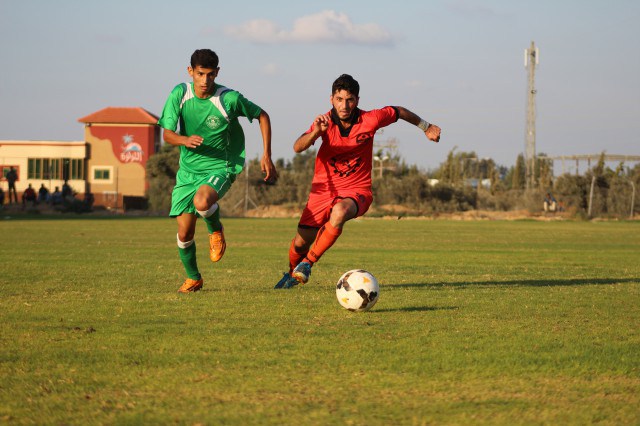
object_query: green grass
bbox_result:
[0,217,638,425]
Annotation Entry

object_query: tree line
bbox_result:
[146,145,639,219]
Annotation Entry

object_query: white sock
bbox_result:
[197,202,219,218]
[177,234,194,249]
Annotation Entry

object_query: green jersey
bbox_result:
[158,82,262,175]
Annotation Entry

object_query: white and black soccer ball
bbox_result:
[335,269,380,312]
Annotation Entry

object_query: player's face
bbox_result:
[188,65,219,98]
[331,90,359,121]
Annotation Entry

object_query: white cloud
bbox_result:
[224,10,396,46]
[261,63,279,75]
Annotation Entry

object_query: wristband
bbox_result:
[417,119,430,132]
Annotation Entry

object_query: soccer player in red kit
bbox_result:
[275,74,441,289]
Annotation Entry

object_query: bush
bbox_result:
[144,145,639,219]
[146,145,179,212]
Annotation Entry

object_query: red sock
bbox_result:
[306,222,342,265]
[288,238,307,273]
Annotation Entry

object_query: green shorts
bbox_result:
[170,168,236,217]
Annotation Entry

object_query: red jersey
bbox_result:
[307,106,398,193]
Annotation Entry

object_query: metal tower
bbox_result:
[524,41,539,189]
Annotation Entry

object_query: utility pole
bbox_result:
[524,41,539,189]
[234,161,258,215]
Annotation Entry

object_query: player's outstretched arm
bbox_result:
[293,114,330,153]
[396,106,441,143]
[258,110,278,183]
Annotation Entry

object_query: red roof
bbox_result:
[78,107,159,124]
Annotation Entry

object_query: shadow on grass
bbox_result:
[374,305,459,313]
[390,277,640,289]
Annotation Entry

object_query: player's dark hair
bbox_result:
[332,74,360,97]
[191,49,219,69]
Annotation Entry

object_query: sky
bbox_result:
[1,0,638,172]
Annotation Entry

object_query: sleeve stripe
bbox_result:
[179,83,193,109]
[210,86,231,123]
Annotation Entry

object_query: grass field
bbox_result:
[0,216,639,425]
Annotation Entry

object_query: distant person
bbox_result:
[38,183,49,204]
[544,193,557,212]
[157,48,278,293]
[6,166,18,204]
[0,187,5,207]
[61,180,72,199]
[83,191,94,211]
[50,186,63,205]
[22,184,36,208]
[274,74,441,289]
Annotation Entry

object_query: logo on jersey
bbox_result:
[356,132,374,144]
[330,155,362,177]
[206,115,223,129]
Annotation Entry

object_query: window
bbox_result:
[28,158,46,179]
[94,168,110,180]
[27,158,83,180]
[50,159,60,179]
[28,159,37,179]
[91,166,113,183]
[70,159,84,180]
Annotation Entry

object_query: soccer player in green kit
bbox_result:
[158,49,278,293]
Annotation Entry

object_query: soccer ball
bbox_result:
[335,269,380,312]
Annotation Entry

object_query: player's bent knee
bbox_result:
[330,205,354,225]
[193,195,208,212]
[177,229,195,242]
[194,186,219,211]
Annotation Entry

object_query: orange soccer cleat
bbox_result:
[209,226,226,262]
[178,278,203,293]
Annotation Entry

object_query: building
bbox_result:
[0,140,87,205]
[0,107,160,209]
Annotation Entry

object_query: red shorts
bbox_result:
[298,189,373,228]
